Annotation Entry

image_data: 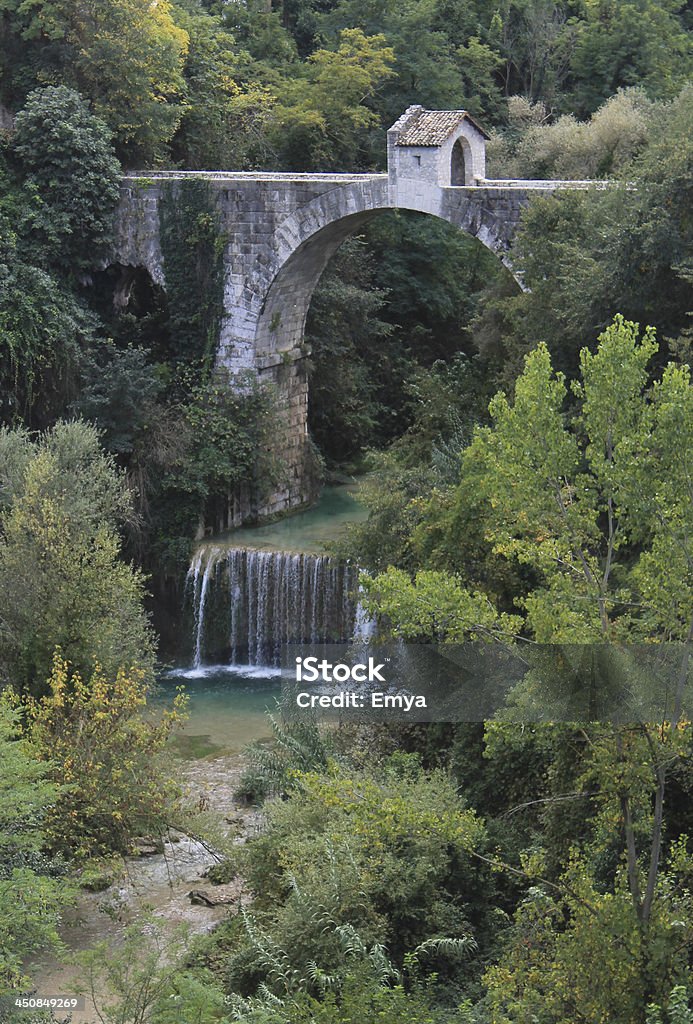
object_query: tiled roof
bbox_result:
[396,109,489,146]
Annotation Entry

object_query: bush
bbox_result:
[25,653,187,859]
[12,86,120,274]
[227,762,485,1000]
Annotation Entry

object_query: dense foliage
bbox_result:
[26,653,187,858]
[0,421,155,694]
[364,317,692,643]
[0,698,71,994]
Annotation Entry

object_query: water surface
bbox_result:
[214,483,367,554]
[158,668,280,757]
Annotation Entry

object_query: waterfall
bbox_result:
[186,546,359,669]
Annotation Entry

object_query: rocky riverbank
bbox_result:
[28,753,259,1024]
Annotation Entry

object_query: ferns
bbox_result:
[409,936,478,962]
[235,702,332,803]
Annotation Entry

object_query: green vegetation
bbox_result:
[158,178,226,370]
[0,0,691,1020]
[339,315,693,1019]
[364,316,692,643]
[0,421,155,694]
[0,697,72,994]
[26,653,187,858]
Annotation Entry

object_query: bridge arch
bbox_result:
[255,179,520,362]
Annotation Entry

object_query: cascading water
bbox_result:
[186,546,359,669]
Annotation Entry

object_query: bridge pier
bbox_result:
[114,107,593,528]
[255,348,314,518]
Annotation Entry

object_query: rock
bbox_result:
[188,883,241,907]
[80,856,126,891]
[132,841,160,857]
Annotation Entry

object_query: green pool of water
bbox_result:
[157,667,281,758]
[212,483,367,554]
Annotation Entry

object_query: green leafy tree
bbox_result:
[569,0,692,115]
[318,0,500,128]
[72,342,163,455]
[647,987,693,1024]
[368,317,692,643]
[11,86,120,273]
[483,839,693,1023]
[0,421,156,693]
[170,0,279,170]
[488,88,654,180]
[491,0,578,108]
[0,89,119,426]
[1,0,189,164]
[364,317,693,1016]
[137,369,277,568]
[0,229,96,426]
[157,178,226,369]
[271,28,395,170]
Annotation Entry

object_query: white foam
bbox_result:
[165,663,282,681]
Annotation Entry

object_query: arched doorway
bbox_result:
[451,138,472,186]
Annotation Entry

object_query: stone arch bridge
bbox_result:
[114,106,594,524]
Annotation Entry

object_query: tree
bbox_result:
[487,88,654,181]
[492,0,578,108]
[368,317,692,643]
[0,230,96,426]
[363,317,693,1015]
[477,84,693,383]
[318,0,466,131]
[647,987,693,1024]
[11,86,120,274]
[271,29,395,170]
[170,1,279,170]
[26,653,187,858]
[71,342,163,455]
[138,368,278,567]
[569,0,692,116]
[0,0,189,165]
[0,89,120,427]
[482,841,693,1023]
[306,212,503,467]
[0,421,156,693]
